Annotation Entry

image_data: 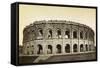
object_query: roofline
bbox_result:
[23,20,94,33]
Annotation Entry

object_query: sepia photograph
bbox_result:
[11,2,97,65]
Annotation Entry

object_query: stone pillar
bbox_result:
[62,45,65,54]
[78,44,80,53]
[34,45,37,55]
[70,44,73,53]
[62,27,65,54]
[52,45,56,55]
[83,45,86,52]
[43,45,47,55]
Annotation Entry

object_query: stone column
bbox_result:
[70,44,73,53]
[77,44,80,53]
[83,45,86,52]
[43,45,46,55]
[34,44,38,55]
[52,44,56,55]
[62,27,65,54]
[62,44,65,54]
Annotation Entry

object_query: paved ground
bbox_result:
[41,52,96,63]
[19,52,96,64]
[19,56,38,64]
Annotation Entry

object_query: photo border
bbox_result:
[11,2,98,66]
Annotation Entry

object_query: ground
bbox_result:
[19,52,96,64]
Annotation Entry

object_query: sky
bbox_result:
[19,4,96,45]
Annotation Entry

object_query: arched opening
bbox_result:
[65,44,70,53]
[80,31,83,39]
[73,31,77,39]
[73,44,77,52]
[57,29,61,38]
[47,45,52,54]
[86,44,88,51]
[56,44,61,53]
[37,44,43,54]
[48,29,52,38]
[65,30,70,38]
[38,29,43,39]
[80,44,84,52]
[38,29,43,36]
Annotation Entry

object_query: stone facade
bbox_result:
[22,20,95,56]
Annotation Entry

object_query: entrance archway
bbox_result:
[86,44,88,51]
[56,44,61,53]
[80,44,84,52]
[37,44,43,54]
[47,45,52,54]
[73,44,77,52]
[65,44,70,53]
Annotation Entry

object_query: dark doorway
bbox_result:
[86,44,88,51]
[73,44,77,52]
[48,29,52,38]
[37,44,43,54]
[65,44,70,53]
[80,31,83,39]
[73,31,77,38]
[47,45,52,54]
[80,44,84,52]
[57,29,61,38]
[56,44,61,53]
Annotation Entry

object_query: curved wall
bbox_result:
[22,20,95,56]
